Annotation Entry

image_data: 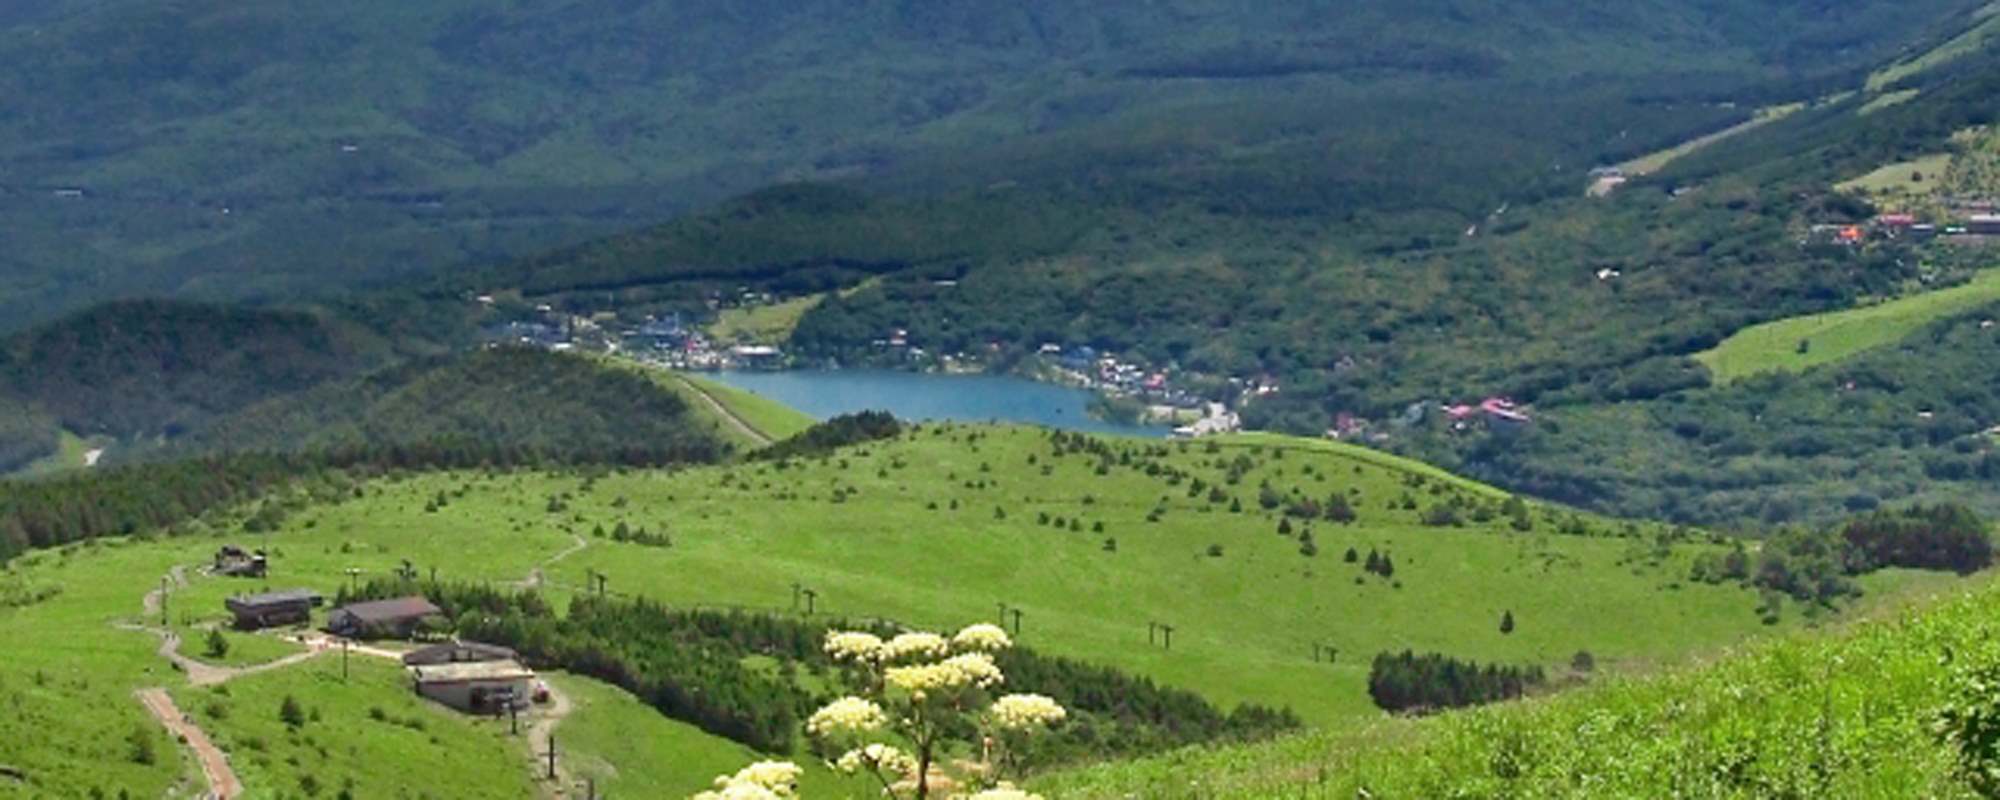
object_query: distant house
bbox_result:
[402,640,518,668]
[1969,215,2000,236]
[326,596,443,640]
[225,589,323,630]
[1875,213,1917,229]
[410,660,536,714]
[213,545,267,578]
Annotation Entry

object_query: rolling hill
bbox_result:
[0,412,1981,797]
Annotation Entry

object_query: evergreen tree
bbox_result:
[1499,610,1515,635]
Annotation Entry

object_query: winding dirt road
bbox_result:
[135,688,242,800]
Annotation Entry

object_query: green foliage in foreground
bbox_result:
[1040,577,2000,798]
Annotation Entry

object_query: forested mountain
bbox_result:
[0,299,721,473]
[176,347,731,465]
[0,0,1978,330]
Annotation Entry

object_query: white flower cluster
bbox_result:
[881,631,952,662]
[959,783,1045,800]
[988,693,1067,731]
[951,623,1013,652]
[887,651,1004,694]
[824,631,885,663]
[834,742,917,777]
[807,696,887,737]
[692,760,801,800]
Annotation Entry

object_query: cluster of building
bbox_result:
[220,588,541,715]
[1442,397,1533,433]
[1808,207,2000,247]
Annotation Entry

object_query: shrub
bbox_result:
[204,627,230,659]
[280,695,306,728]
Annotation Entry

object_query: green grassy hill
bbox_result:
[1040,574,2000,798]
[0,418,1981,797]
[1696,268,2000,384]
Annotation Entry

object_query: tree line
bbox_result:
[344,578,1298,764]
[1367,650,1546,713]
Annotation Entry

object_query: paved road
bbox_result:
[135,687,242,800]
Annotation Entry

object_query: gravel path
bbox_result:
[135,687,242,800]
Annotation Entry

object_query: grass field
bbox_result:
[1695,269,2000,383]
[0,423,1979,797]
[550,673,872,797]
[170,657,536,799]
[1039,573,1995,798]
[708,295,828,345]
[264,427,1853,726]
[1617,103,1805,175]
[677,372,819,442]
[1858,88,1922,115]
[1836,152,1956,196]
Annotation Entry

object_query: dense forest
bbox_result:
[174,347,731,465]
[340,578,1299,762]
[1367,650,1547,713]
[0,0,1974,331]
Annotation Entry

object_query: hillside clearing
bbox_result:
[708,294,827,345]
[1616,103,1805,176]
[1866,2,2000,92]
[1837,152,1956,195]
[1695,269,2000,383]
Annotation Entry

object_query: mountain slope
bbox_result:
[0,0,1979,329]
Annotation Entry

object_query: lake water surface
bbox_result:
[704,370,1168,438]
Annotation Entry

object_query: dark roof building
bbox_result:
[326,596,443,640]
[402,640,519,667]
[224,589,323,629]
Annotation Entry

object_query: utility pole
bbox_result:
[342,640,350,681]
[159,577,169,627]
[547,734,558,780]
[345,568,360,594]
[1009,607,1023,636]
[802,588,817,616]
[997,601,1009,624]
[1161,624,1175,651]
[594,572,608,598]
[1148,621,1156,646]
[794,583,805,612]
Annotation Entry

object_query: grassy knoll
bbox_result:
[0,474,584,798]
[551,673,871,797]
[1695,269,2000,383]
[708,295,827,345]
[274,427,1820,727]
[1836,152,1956,196]
[1039,574,1998,798]
[678,372,819,441]
[171,657,535,799]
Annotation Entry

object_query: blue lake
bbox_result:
[704,370,1169,438]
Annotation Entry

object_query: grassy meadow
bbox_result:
[1039,574,2000,798]
[708,295,828,345]
[676,372,819,442]
[0,421,1980,797]
[1695,268,2000,383]
[263,427,1827,725]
